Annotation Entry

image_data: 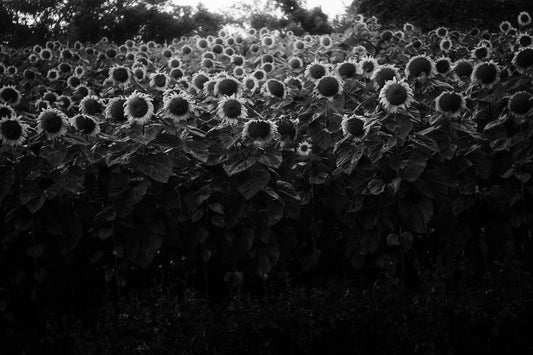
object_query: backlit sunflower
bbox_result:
[109,65,131,87]
[0,116,29,146]
[471,61,500,89]
[507,91,532,118]
[80,95,104,116]
[105,97,127,122]
[262,79,287,99]
[70,114,100,137]
[216,95,248,125]
[379,78,414,113]
[341,114,369,142]
[0,86,22,107]
[305,59,329,81]
[358,56,379,78]
[518,11,532,27]
[512,47,533,73]
[405,55,436,79]
[242,119,279,147]
[371,64,401,89]
[37,108,69,139]
[314,75,344,100]
[214,76,241,97]
[162,92,194,122]
[124,91,154,125]
[435,91,467,118]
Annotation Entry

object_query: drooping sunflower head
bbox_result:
[452,59,474,81]
[105,97,127,122]
[471,61,500,89]
[405,55,436,79]
[358,55,379,78]
[214,76,241,97]
[507,91,533,118]
[262,79,287,99]
[242,119,279,147]
[379,78,414,113]
[70,114,100,137]
[192,72,210,92]
[37,108,69,139]
[0,104,16,120]
[372,64,401,89]
[512,47,533,73]
[109,65,131,87]
[337,60,357,79]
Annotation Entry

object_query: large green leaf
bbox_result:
[131,153,173,183]
[233,166,271,200]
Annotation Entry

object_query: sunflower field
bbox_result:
[2,9,533,353]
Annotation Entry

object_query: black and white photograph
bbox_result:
[1,0,533,353]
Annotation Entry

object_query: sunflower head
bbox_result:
[124,92,154,125]
[471,61,500,88]
[472,46,491,61]
[150,72,170,91]
[508,91,532,118]
[337,61,357,78]
[289,56,303,70]
[0,104,16,119]
[379,78,414,113]
[513,47,533,73]
[37,108,69,139]
[315,75,343,100]
[276,119,296,141]
[405,55,436,79]
[80,95,103,116]
[435,57,451,75]
[262,79,286,99]
[341,114,368,140]
[217,95,248,125]
[109,65,131,86]
[215,77,241,97]
[163,93,193,122]
[453,60,474,81]
[105,97,127,122]
[372,65,400,89]
[243,76,259,93]
[242,119,279,147]
[305,60,328,81]
[435,91,466,118]
[0,116,28,146]
[70,115,100,137]
[0,86,22,107]
[518,11,532,27]
[297,141,312,157]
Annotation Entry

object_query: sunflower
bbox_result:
[319,35,333,49]
[40,49,53,61]
[57,95,73,111]
[452,59,474,81]
[232,54,245,67]
[403,23,415,32]
[517,33,533,48]
[293,40,306,52]
[60,49,73,60]
[42,91,58,104]
[261,62,274,73]
[150,72,171,91]
[70,114,100,137]
[439,38,452,52]
[169,68,184,81]
[371,64,401,89]
[499,21,512,34]
[471,45,491,61]
[381,30,394,41]
[297,141,312,157]
[132,66,147,80]
[242,75,260,93]
[435,91,466,118]
[379,78,414,113]
[192,72,210,92]
[471,61,500,89]
[80,95,103,116]
[435,56,452,75]
[6,66,17,76]
[435,27,449,38]
[249,44,260,55]
[109,65,131,87]
[47,69,59,81]
[262,79,287,99]
[233,66,245,78]
[200,58,214,69]
[37,108,69,139]
[214,76,241,97]
[23,69,37,82]
[162,92,193,122]
[124,91,154,125]
[162,48,173,59]
[105,47,117,59]
[352,45,367,57]
[507,91,532,118]
[0,86,22,107]
[242,119,279,147]
[216,95,248,125]
[181,45,193,55]
[212,44,223,55]
[518,11,532,27]
[336,60,358,79]
[76,85,91,98]
[167,57,181,70]
[405,55,436,79]
[288,56,304,70]
[0,116,29,146]
[105,97,127,122]
[305,59,329,81]
[314,75,344,100]
[358,56,379,78]
[0,104,16,119]
[74,65,85,77]
[512,47,533,73]
[341,114,368,142]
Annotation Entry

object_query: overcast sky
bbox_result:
[170,0,349,18]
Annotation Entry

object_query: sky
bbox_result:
[170,0,349,18]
